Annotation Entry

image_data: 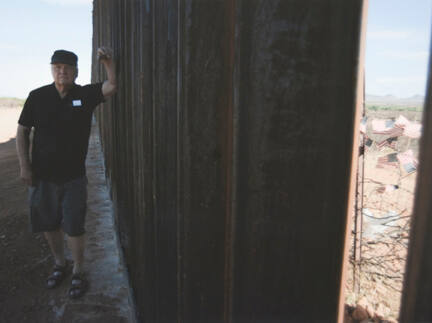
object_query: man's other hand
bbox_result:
[20,167,33,186]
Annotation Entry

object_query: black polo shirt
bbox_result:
[18,82,105,183]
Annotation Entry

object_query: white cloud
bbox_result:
[368,30,410,40]
[40,0,92,6]
[377,50,429,59]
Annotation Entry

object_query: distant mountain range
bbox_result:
[366,94,424,107]
[0,95,426,109]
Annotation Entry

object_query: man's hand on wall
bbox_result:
[98,46,117,97]
[97,46,114,66]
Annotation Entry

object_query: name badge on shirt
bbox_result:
[72,100,82,107]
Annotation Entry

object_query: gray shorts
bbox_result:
[28,176,88,236]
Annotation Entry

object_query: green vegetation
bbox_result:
[0,97,25,108]
[366,104,423,112]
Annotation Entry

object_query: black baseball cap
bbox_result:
[50,50,78,67]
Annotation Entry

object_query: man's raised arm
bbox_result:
[97,46,117,97]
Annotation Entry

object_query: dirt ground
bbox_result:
[0,136,57,322]
[0,107,134,322]
[1,104,419,322]
[0,108,21,144]
[344,108,421,322]
[0,107,54,322]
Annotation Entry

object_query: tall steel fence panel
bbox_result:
[92,0,365,322]
[400,20,432,322]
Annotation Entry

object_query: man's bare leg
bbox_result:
[44,229,66,266]
[67,234,88,298]
[67,234,85,274]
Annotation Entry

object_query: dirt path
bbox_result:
[0,118,135,322]
[0,108,21,143]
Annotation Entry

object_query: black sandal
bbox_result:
[46,264,67,289]
[68,273,88,299]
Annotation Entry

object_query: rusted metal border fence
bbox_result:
[400,27,432,322]
[92,1,365,322]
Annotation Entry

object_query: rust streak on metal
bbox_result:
[223,1,236,322]
[93,1,366,321]
[337,1,369,322]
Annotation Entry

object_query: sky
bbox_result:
[0,0,93,99]
[366,0,432,98]
[0,0,431,99]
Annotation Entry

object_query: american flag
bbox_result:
[377,184,399,194]
[360,136,373,155]
[372,118,404,136]
[404,122,422,139]
[376,136,398,150]
[359,116,368,134]
[395,115,410,128]
[397,150,419,173]
[403,163,417,173]
[377,152,399,168]
[394,115,422,138]
[372,119,394,132]
[386,184,399,192]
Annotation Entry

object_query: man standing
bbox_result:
[16,47,116,298]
